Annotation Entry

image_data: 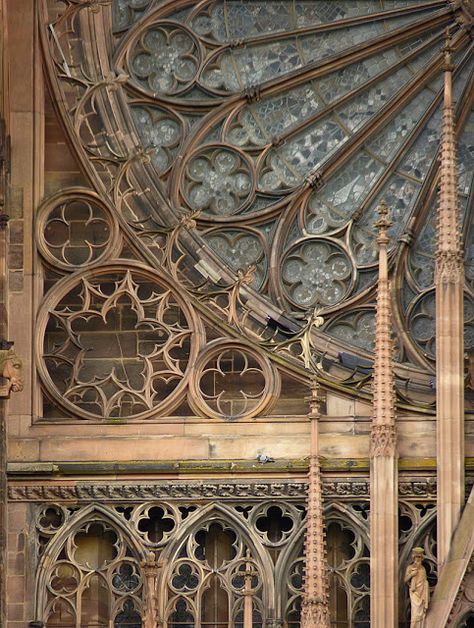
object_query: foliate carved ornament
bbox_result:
[301,599,331,626]
[399,481,437,498]
[435,250,464,284]
[8,479,449,501]
[0,349,23,397]
[8,481,308,502]
[322,481,369,497]
[370,423,397,457]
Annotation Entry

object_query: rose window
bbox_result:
[40,0,474,413]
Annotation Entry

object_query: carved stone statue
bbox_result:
[0,348,23,394]
[405,547,429,628]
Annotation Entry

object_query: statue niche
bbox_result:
[0,348,23,396]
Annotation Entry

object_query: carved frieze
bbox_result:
[7,478,455,501]
[9,481,308,502]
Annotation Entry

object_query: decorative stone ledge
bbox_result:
[7,477,471,502]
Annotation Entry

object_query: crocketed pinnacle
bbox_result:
[371,201,396,443]
[436,29,462,263]
[301,376,330,628]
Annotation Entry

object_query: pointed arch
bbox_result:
[276,502,370,626]
[35,503,146,625]
[158,501,274,624]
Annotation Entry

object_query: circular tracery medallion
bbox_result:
[36,262,201,420]
[188,340,280,420]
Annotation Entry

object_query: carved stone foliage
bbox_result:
[10,481,308,502]
[38,0,474,404]
[8,477,449,502]
[370,424,397,458]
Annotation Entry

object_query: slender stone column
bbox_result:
[243,549,256,628]
[301,377,330,628]
[435,30,465,571]
[370,200,398,626]
[141,551,161,628]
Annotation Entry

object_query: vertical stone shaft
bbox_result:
[301,378,330,628]
[243,549,254,628]
[435,32,464,570]
[141,552,160,628]
[370,200,398,626]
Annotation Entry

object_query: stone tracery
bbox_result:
[37,0,474,408]
[8,0,471,625]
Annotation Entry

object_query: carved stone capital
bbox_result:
[435,251,464,284]
[370,424,397,457]
[301,598,331,627]
[243,85,261,102]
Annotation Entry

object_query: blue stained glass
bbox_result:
[73,0,474,370]
[201,23,387,92]
[306,151,384,234]
[325,309,375,351]
[191,0,437,43]
[366,89,435,160]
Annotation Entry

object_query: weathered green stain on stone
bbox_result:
[7,457,474,476]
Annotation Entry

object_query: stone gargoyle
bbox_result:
[0,348,23,395]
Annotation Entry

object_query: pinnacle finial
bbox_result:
[443,27,454,71]
[375,200,392,247]
[308,375,321,420]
